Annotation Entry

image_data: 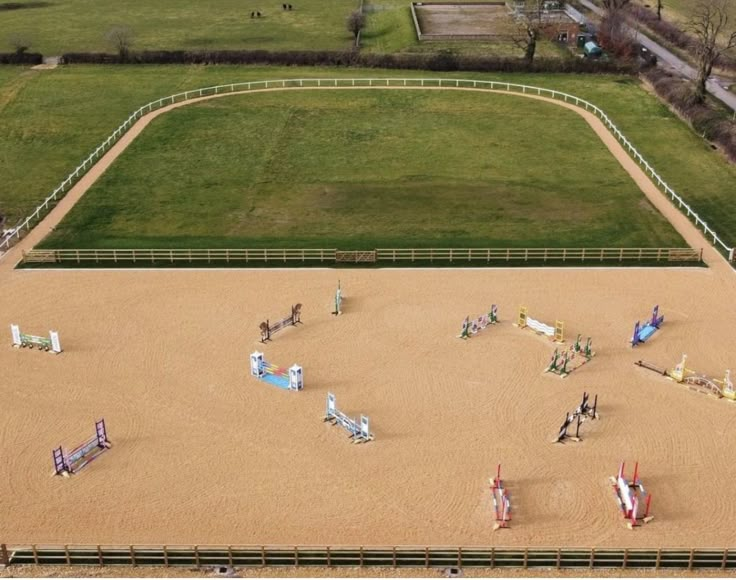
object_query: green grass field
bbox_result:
[1,0,569,58]
[39,89,682,250]
[1,66,735,250]
[0,0,357,54]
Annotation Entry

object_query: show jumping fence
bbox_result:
[19,247,702,265]
[1,78,732,264]
[1,545,735,570]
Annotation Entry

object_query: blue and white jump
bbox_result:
[250,351,303,391]
[631,305,664,347]
[324,392,373,443]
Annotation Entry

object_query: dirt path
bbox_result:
[1,85,732,281]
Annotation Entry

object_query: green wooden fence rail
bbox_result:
[2,545,734,570]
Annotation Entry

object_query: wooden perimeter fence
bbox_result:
[20,247,702,265]
[1,545,735,570]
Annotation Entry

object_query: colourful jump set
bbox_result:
[631,305,664,347]
[52,419,110,477]
[489,464,511,531]
[250,351,303,391]
[554,392,599,444]
[11,324,62,354]
[636,354,735,401]
[259,303,302,343]
[458,305,498,339]
[611,461,653,529]
[324,392,373,443]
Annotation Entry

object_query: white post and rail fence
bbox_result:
[1,78,731,264]
[0,544,734,570]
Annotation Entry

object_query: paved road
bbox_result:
[578,0,736,112]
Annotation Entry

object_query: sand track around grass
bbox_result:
[1,84,731,274]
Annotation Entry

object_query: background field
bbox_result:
[0,0,358,54]
[1,66,735,248]
[39,89,682,250]
[0,0,566,58]
[360,0,566,57]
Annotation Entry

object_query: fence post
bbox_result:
[194,545,200,569]
[0,544,8,566]
[688,549,694,570]
[65,545,71,565]
[98,545,103,566]
[130,546,136,567]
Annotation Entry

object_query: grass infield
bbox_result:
[1,66,735,251]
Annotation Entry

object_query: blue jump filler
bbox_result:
[631,305,664,347]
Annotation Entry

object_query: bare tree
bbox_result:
[512,0,544,63]
[689,0,736,103]
[656,0,664,20]
[599,0,634,55]
[346,10,365,42]
[601,0,630,10]
[8,33,32,55]
[105,26,134,61]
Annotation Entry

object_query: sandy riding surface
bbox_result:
[2,265,736,548]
